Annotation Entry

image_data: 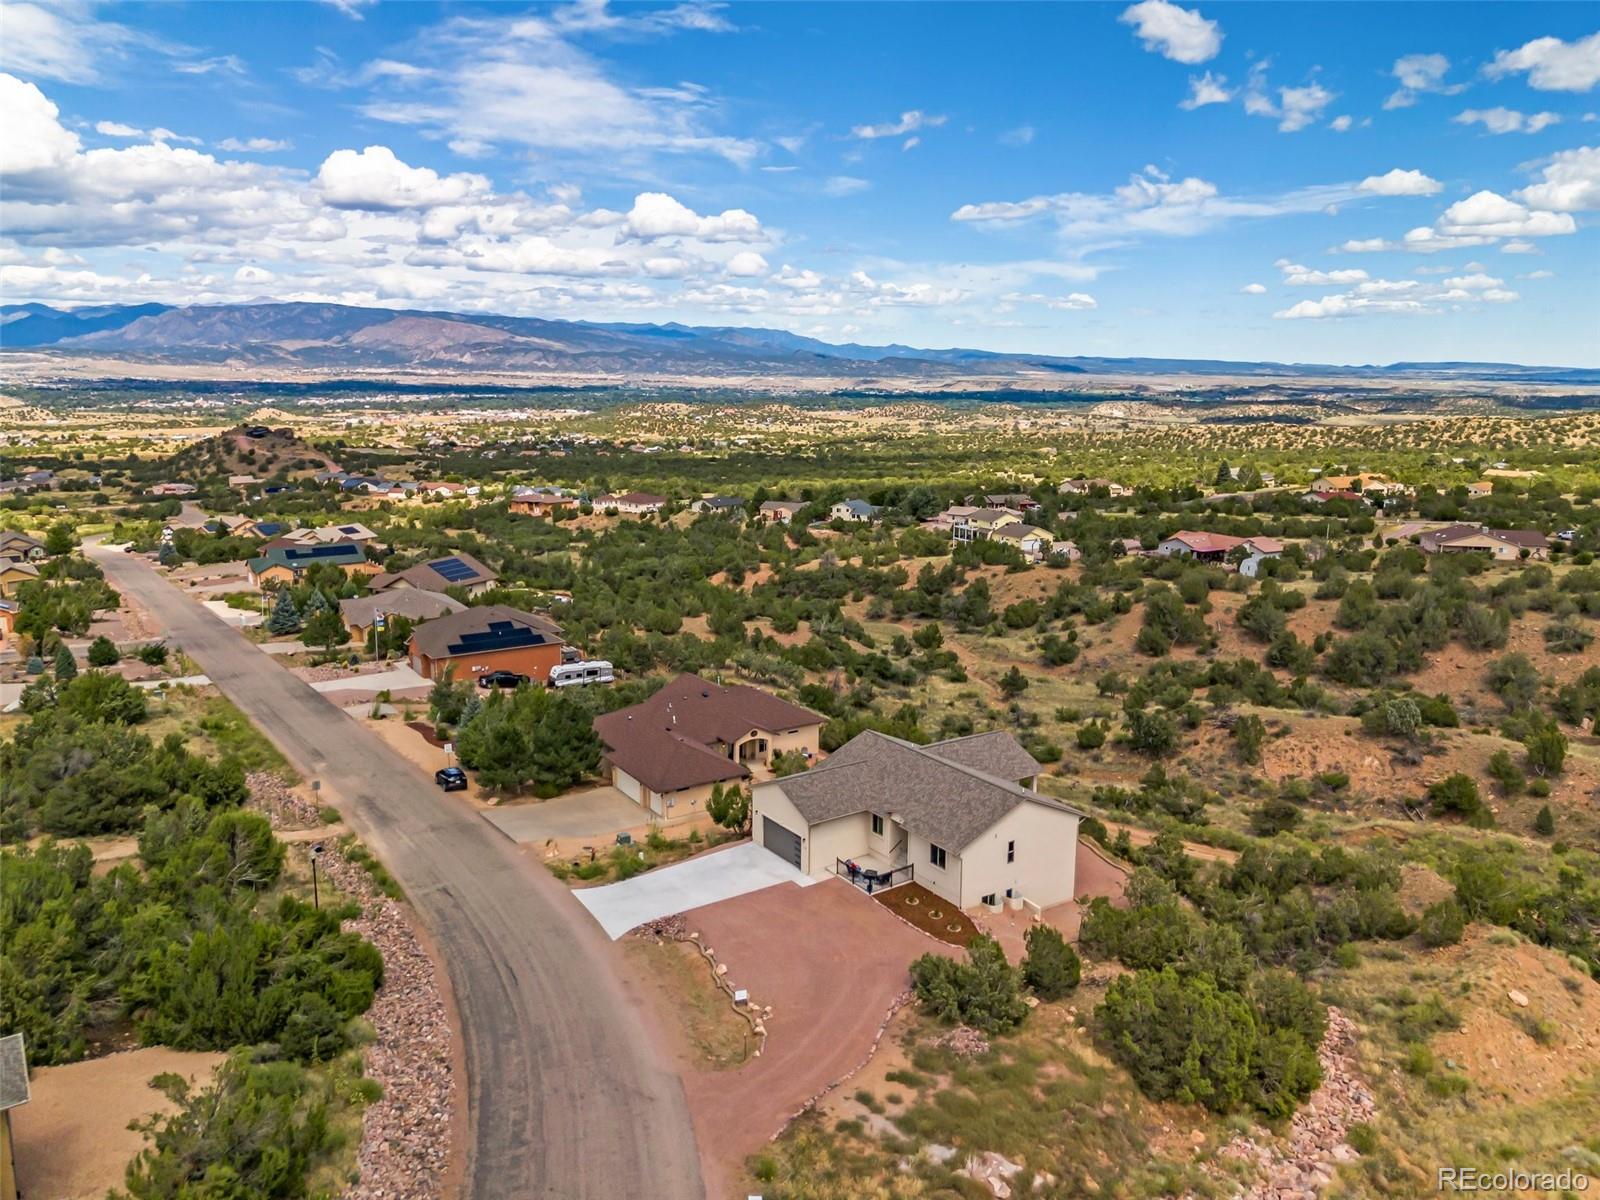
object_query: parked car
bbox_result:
[435,767,468,791]
[477,670,530,689]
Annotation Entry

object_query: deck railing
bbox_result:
[836,858,915,894]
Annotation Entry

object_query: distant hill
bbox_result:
[159,424,339,484]
[2,301,1594,385]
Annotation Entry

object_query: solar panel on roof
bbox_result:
[430,557,479,581]
[444,620,547,655]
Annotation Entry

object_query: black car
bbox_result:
[435,767,468,791]
[477,670,530,689]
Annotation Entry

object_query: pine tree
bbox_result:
[267,589,301,635]
[301,588,331,617]
[54,644,78,681]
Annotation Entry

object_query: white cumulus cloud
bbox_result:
[316,146,490,211]
[1453,108,1562,135]
[1118,0,1222,64]
[1179,71,1233,109]
[620,192,763,242]
[1436,189,1578,237]
[1516,144,1600,211]
[1487,32,1600,92]
[1357,168,1443,196]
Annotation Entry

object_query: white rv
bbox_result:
[548,660,614,688]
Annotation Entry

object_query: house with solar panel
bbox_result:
[369,552,500,598]
[246,542,381,588]
[408,604,568,683]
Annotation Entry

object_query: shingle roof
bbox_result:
[921,730,1044,783]
[593,673,821,794]
[373,552,498,593]
[764,730,1081,851]
[0,1032,29,1111]
[1165,530,1247,554]
[247,542,367,573]
[340,590,465,627]
[409,603,564,659]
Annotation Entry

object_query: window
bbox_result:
[929,844,947,870]
[1007,840,1015,864]
[871,814,884,836]
[981,893,997,907]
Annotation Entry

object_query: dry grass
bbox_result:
[624,938,754,1071]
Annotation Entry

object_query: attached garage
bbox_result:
[613,768,643,804]
[761,815,803,869]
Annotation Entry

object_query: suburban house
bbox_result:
[0,532,46,563]
[990,523,1053,562]
[0,560,41,597]
[369,552,499,597]
[594,492,667,516]
[691,495,747,517]
[1310,473,1406,496]
[593,673,823,821]
[1465,480,1497,500]
[1302,488,1368,506]
[924,505,979,532]
[830,498,883,523]
[1238,536,1286,577]
[246,542,380,588]
[1059,478,1131,498]
[509,487,580,517]
[1050,539,1082,562]
[147,482,197,496]
[1419,524,1548,561]
[408,604,567,682]
[339,589,465,643]
[1157,531,1285,565]
[752,729,1083,911]
[982,492,1040,511]
[758,499,806,525]
[951,507,1024,544]
[278,522,380,547]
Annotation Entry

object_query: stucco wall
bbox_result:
[955,802,1080,909]
[751,783,815,871]
[808,812,872,877]
[907,831,963,908]
[650,780,719,823]
[411,641,565,683]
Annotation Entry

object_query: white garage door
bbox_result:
[614,768,642,803]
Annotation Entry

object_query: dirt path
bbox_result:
[11,1048,225,1200]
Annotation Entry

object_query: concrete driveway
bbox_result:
[576,841,816,939]
[483,786,647,843]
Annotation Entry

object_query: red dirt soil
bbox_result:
[676,878,955,1198]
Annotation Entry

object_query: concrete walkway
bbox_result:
[201,599,262,627]
[575,841,817,940]
[483,787,647,843]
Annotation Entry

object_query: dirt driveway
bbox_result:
[675,877,955,1197]
[11,1047,225,1200]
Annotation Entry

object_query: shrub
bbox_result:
[1486,749,1525,796]
[136,642,169,666]
[87,636,120,667]
[1096,968,1257,1113]
[909,934,1028,1034]
[1076,722,1106,750]
[1233,714,1266,765]
[1524,727,1567,777]
[1419,900,1466,948]
[54,644,77,681]
[1428,773,1490,827]
[1021,924,1081,1000]
[1534,805,1555,836]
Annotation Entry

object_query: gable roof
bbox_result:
[833,498,881,516]
[593,673,822,794]
[372,552,498,593]
[991,523,1050,543]
[340,589,466,626]
[247,541,367,573]
[759,499,804,512]
[409,603,564,660]
[1164,530,1247,554]
[765,730,1081,851]
[1421,524,1547,551]
[921,729,1043,782]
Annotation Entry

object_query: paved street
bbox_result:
[89,545,706,1200]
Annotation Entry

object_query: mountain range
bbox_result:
[2,301,1595,385]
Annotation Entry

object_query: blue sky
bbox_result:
[3,1,1598,365]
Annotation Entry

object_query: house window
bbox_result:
[1007,840,1015,864]
[871,814,884,836]
[981,893,997,907]
[929,843,947,870]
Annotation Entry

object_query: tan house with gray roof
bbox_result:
[751,729,1083,911]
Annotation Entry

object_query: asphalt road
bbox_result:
[92,546,707,1200]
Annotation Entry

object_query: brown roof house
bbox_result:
[369,552,499,598]
[593,673,822,823]
[339,589,465,643]
[751,729,1083,911]
[1419,524,1548,561]
[594,492,666,516]
[408,604,566,683]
